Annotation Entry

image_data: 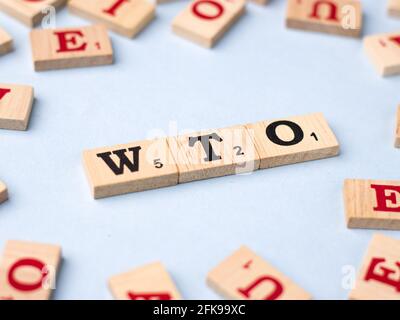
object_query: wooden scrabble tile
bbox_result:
[388,0,400,17]
[349,234,400,300]
[0,0,66,27]
[364,31,400,77]
[344,179,400,230]
[250,0,269,5]
[246,113,339,169]
[0,181,7,204]
[172,0,246,48]
[30,24,113,71]
[0,83,34,131]
[207,246,312,300]
[155,0,182,3]
[286,0,362,37]
[83,138,178,199]
[0,240,61,300]
[68,0,155,38]
[169,125,260,184]
[395,106,400,148]
[109,262,182,300]
[0,27,12,55]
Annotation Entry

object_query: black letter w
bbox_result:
[97,147,142,175]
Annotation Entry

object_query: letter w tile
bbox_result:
[97,147,142,175]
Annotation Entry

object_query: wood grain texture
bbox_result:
[0,240,61,300]
[109,262,182,300]
[30,24,113,71]
[0,83,34,131]
[83,138,178,199]
[0,27,12,55]
[388,0,400,17]
[68,0,155,38]
[349,234,400,300]
[395,106,400,148]
[0,181,7,204]
[172,0,246,48]
[246,113,339,169]
[169,125,260,184]
[286,0,362,37]
[364,31,400,77]
[344,179,400,230]
[0,0,66,27]
[207,246,312,300]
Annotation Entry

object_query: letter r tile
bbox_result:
[343,179,400,230]
[108,262,182,300]
[0,83,34,131]
[68,0,155,38]
[168,125,260,184]
[83,138,178,199]
[350,234,400,300]
[207,246,312,300]
[0,0,67,27]
[30,25,113,71]
[246,113,339,169]
[0,240,61,300]
[286,0,362,37]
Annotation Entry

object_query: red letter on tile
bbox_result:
[390,36,400,46]
[364,258,400,292]
[192,0,224,20]
[371,184,400,213]
[54,30,88,53]
[0,88,11,101]
[103,0,129,16]
[127,291,172,300]
[309,0,339,21]
[8,258,47,292]
[237,276,284,300]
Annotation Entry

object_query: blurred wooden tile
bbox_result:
[388,0,400,17]
[0,27,12,55]
[395,106,400,148]
[0,83,34,131]
[109,262,182,300]
[207,246,312,300]
[68,0,155,38]
[83,138,178,199]
[246,113,339,169]
[0,181,7,204]
[250,0,269,4]
[169,125,260,183]
[364,31,400,76]
[172,0,246,48]
[0,0,66,27]
[156,0,182,3]
[0,240,61,300]
[30,24,113,71]
[349,234,400,300]
[286,0,362,37]
[344,179,400,230]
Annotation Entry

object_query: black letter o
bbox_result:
[266,120,304,146]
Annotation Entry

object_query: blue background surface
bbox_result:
[0,0,399,300]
